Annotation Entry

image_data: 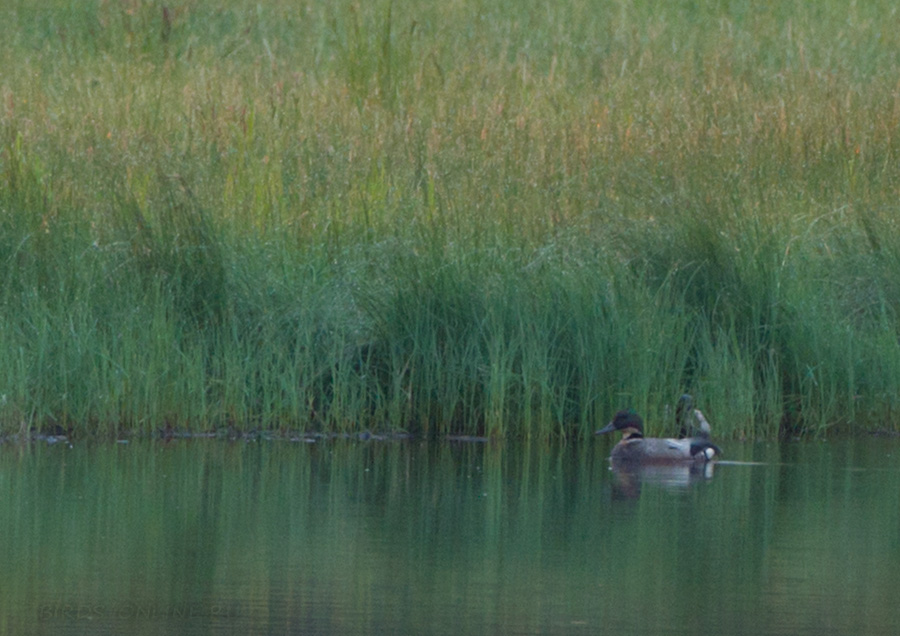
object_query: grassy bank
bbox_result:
[2,0,900,439]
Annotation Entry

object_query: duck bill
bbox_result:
[595,421,617,435]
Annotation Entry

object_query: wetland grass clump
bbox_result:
[3,0,900,439]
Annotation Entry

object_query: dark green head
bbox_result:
[596,410,644,438]
[676,394,694,437]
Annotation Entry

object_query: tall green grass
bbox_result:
[3,0,900,439]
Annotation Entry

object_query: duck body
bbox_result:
[607,435,718,462]
[597,409,720,463]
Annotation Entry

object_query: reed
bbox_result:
[2,0,900,438]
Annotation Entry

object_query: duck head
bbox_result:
[596,410,644,440]
[676,394,694,437]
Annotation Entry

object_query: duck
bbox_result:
[675,393,712,440]
[596,408,721,463]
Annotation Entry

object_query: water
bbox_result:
[1,437,899,635]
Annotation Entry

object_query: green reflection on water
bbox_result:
[1,439,900,635]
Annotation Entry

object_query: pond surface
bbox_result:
[1,437,899,635]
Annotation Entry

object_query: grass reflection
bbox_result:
[1,440,900,635]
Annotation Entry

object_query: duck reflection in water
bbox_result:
[608,457,716,499]
[597,396,721,498]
